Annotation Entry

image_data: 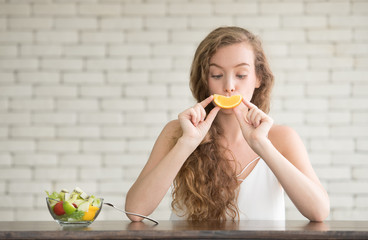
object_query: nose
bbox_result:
[224,77,235,94]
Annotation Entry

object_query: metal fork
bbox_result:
[104,202,159,225]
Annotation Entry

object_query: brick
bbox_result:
[60,154,101,167]
[283,98,328,110]
[271,57,308,70]
[9,17,53,29]
[0,85,32,97]
[109,44,151,56]
[102,126,146,138]
[21,45,62,56]
[34,167,77,180]
[0,72,14,83]
[332,70,368,82]
[10,98,54,111]
[310,57,354,70]
[171,30,208,43]
[0,58,38,70]
[306,111,351,124]
[306,2,350,14]
[103,153,148,166]
[63,72,104,84]
[147,98,192,111]
[81,31,124,43]
[107,72,149,83]
[101,99,145,111]
[262,30,305,42]
[354,29,368,41]
[9,182,52,194]
[353,167,368,180]
[0,154,11,166]
[33,4,76,15]
[353,112,368,123]
[80,167,122,180]
[308,29,352,42]
[0,140,35,152]
[32,113,77,125]
[310,139,354,152]
[0,31,32,43]
[79,113,123,124]
[294,125,329,137]
[0,168,31,179]
[18,71,60,83]
[125,84,167,97]
[329,181,368,194]
[0,45,17,56]
[100,17,143,30]
[336,43,368,56]
[214,2,257,14]
[98,181,132,194]
[130,57,171,70]
[125,112,167,124]
[34,85,77,97]
[86,58,127,70]
[37,140,80,153]
[13,154,58,166]
[64,45,106,57]
[168,3,212,15]
[57,126,100,138]
[261,2,303,14]
[330,98,368,110]
[80,86,121,98]
[82,141,126,153]
[189,16,234,29]
[127,31,168,43]
[0,113,30,124]
[54,17,97,30]
[36,31,78,43]
[330,16,368,28]
[123,3,166,15]
[263,44,288,57]
[306,83,350,97]
[289,44,334,56]
[357,139,368,151]
[169,84,192,98]
[41,58,83,70]
[152,44,195,57]
[329,195,354,208]
[352,1,368,13]
[56,99,99,111]
[145,17,187,29]
[150,71,188,83]
[282,16,327,28]
[11,126,55,138]
[0,100,7,111]
[79,4,121,16]
[331,126,368,137]
[356,196,368,208]
[0,4,30,16]
[273,84,304,97]
[315,166,351,180]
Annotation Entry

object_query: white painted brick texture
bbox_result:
[0,0,367,221]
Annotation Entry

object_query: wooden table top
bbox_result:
[1,220,368,239]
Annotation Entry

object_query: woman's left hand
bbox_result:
[233,99,273,148]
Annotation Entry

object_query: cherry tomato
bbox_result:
[53,201,65,216]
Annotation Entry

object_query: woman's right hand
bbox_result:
[178,95,220,148]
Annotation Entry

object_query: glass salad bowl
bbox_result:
[46,187,103,227]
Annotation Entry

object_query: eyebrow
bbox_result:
[209,63,250,69]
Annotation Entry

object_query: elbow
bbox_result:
[126,214,144,222]
[307,198,330,222]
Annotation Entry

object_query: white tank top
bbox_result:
[170,158,285,220]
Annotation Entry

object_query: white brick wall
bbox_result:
[0,0,367,221]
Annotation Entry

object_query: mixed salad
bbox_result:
[46,187,102,222]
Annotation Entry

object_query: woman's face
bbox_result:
[208,43,260,104]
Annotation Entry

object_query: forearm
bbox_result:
[125,137,195,220]
[253,138,330,221]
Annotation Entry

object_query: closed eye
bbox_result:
[237,75,247,79]
[211,74,223,79]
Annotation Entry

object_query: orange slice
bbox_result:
[213,94,243,109]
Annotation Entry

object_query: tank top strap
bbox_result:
[236,156,261,178]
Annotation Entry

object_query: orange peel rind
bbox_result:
[213,94,243,109]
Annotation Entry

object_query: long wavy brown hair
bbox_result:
[171,26,274,221]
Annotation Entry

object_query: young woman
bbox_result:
[125,26,330,222]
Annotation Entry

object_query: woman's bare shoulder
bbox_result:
[268,124,303,155]
[157,119,182,146]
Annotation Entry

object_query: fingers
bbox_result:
[200,95,214,108]
[242,98,258,110]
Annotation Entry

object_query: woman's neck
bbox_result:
[215,111,244,145]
